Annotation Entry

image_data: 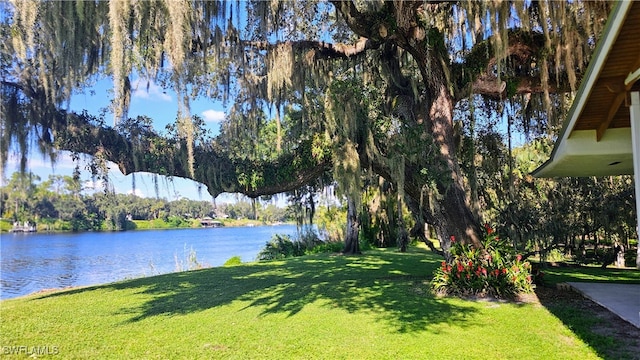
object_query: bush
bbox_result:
[305,240,345,254]
[167,216,187,228]
[431,225,534,299]
[624,249,637,268]
[544,248,565,262]
[297,227,323,250]
[257,234,305,261]
[223,256,243,267]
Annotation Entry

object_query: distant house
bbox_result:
[10,221,37,233]
[200,217,223,228]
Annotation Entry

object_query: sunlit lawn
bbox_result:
[538,264,640,285]
[1,245,637,359]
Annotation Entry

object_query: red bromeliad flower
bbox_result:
[456,262,464,273]
[450,235,456,243]
[484,223,494,235]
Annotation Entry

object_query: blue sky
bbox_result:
[4,77,237,203]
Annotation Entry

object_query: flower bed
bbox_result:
[431,225,534,299]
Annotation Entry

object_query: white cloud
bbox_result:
[201,109,225,122]
[82,179,107,193]
[131,78,172,102]
[127,188,146,198]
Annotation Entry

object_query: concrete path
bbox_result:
[567,282,640,328]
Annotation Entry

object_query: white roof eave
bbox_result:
[532,1,634,178]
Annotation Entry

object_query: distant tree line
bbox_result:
[0,172,290,231]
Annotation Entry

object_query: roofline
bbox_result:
[532,1,634,177]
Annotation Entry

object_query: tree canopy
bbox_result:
[1,0,615,254]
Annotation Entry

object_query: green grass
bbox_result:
[538,264,640,286]
[1,246,636,359]
[0,219,11,232]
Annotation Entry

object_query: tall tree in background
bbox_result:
[1,1,613,254]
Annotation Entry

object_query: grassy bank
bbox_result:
[1,246,638,359]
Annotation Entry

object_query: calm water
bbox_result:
[0,225,299,300]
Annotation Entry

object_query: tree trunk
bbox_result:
[251,198,257,220]
[343,195,361,254]
[419,84,483,254]
[397,192,408,252]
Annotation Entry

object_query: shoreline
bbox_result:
[1,219,295,234]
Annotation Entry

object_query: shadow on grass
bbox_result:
[537,265,640,286]
[37,248,479,333]
[534,265,640,360]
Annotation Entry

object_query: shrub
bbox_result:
[624,249,637,268]
[296,227,323,250]
[167,216,186,228]
[257,234,305,261]
[544,248,565,262]
[223,256,243,267]
[431,225,534,299]
[305,240,345,254]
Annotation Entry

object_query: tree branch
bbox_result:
[51,111,331,199]
[241,38,379,61]
[330,0,384,40]
[453,30,573,100]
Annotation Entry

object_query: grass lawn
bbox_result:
[1,245,638,359]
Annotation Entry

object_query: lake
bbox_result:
[0,225,299,300]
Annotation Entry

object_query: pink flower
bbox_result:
[516,254,522,262]
[450,235,456,243]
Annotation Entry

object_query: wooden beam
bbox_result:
[596,73,640,141]
[597,91,627,141]
[598,75,627,94]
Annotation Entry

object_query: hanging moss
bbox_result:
[2,0,615,210]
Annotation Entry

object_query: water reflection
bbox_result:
[0,225,298,299]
